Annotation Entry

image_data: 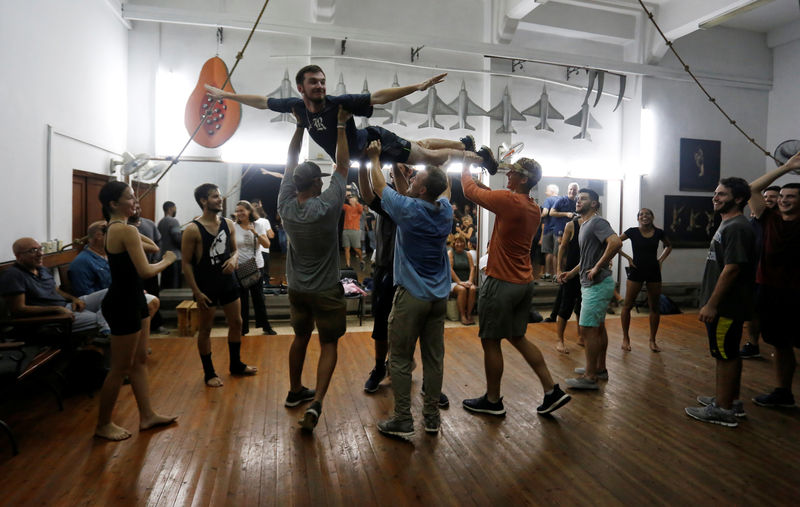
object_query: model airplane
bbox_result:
[406,87,456,129]
[564,97,602,141]
[267,69,301,123]
[486,86,526,134]
[498,142,524,163]
[447,80,486,131]
[335,73,347,95]
[521,85,564,132]
[358,77,389,128]
[379,74,411,127]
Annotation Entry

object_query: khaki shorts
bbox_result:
[342,229,361,248]
[478,277,535,340]
[288,285,346,343]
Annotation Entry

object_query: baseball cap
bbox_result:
[292,161,330,187]
[500,157,542,182]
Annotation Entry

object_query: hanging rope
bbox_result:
[637,0,779,164]
[137,0,272,201]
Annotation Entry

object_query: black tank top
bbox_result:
[565,218,581,270]
[192,219,235,287]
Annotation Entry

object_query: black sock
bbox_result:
[375,358,386,372]
[228,341,244,371]
[200,353,217,382]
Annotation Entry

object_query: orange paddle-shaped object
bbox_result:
[184,56,242,148]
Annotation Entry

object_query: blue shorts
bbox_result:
[579,276,615,327]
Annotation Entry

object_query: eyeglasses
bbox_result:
[22,247,42,255]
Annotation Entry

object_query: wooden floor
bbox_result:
[1,314,799,506]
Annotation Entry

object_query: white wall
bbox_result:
[0,0,129,261]
[766,37,800,187]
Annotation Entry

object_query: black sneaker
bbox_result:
[739,342,761,359]
[537,384,571,414]
[423,414,441,434]
[263,327,278,336]
[477,145,499,175]
[753,389,796,408]
[543,317,556,323]
[460,135,476,153]
[299,401,322,432]
[462,394,506,416]
[285,386,316,407]
[364,367,386,393]
[421,389,450,409]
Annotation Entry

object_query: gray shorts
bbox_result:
[541,233,559,255]
[288,285,346,343]
[342,229,361,248]
[478,277,535,340]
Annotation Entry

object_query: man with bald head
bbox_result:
[1,237,110,334]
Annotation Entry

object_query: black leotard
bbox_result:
[101,245,148,335]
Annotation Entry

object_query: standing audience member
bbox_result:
[539,184,560,280]
[95,181,177,441]
[462,158,571,416]
[367,140,458,438]
[278,107,351,432]
[129,205,165,333]
[342,195,364,270]
[69,221,111,297]
[559,189,622,390]
[618,208,672,352]
[182,183,257,388]
[553,217,583,354]
[747,153,800,409]
[233,200,276,336]
[157,201,182,289]
[685,177,755,427]
[273,211,288,255]
[549,183,579,279]
[448,234,477,325]
[251,199,275,286]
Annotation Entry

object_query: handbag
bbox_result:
[236,228,261,289]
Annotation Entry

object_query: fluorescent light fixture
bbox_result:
[639,107,656,176]
[155,68,193,156]
[699,0,775,29]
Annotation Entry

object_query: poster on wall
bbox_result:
[663,195,720,249]
[679,138,720,192]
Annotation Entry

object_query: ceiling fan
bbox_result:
[112,152,168,181]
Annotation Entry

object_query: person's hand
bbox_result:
[627,259,637,269]
[587,266,600,281]
[193,290,212,310]
[204,84,225,99]
[418,73,447,91]
[365,140,382,159]
[221,257,237,275]
[337,105,352,124]
[556,272,569,284]
[785,150,800,174]
[247,223,256,233]
[698,304,717,323]
[72,299,86,312]
[163,251,177,264]
[56,306,75,320]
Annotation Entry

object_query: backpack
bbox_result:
[659,294,681,315]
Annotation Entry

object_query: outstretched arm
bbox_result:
[205,85,270,109]
[335,106,352,180]
[749,151,800,218]
[370,73,447,105]
[366,141,386,197]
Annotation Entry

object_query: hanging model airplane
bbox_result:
[447,80,486,131]
[564,96,602,141]
[335,73,347,95]
[521,85,564,132]
[268,69,302,123]
[486,86,526,134]
[359,77,389,129]
[379,74,411,127]
[406,87,456,129]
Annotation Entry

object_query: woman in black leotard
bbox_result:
[619,208,672,352]
[95,181,178,441]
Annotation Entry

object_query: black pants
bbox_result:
[160,259,181,289]
[240,275,271,335]
[260,252,271,286]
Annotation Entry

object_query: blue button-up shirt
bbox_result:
[68,248,111,296]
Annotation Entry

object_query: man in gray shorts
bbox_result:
[278,106,351,432]
[461,158,571,416]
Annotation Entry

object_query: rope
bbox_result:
[637,0,779,164]
[137,0,272,201]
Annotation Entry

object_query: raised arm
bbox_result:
[370,73,446,105]
[358,163,375,205]
[749,151,800,218]
[392,164,410,196]
[287,109,305,172]
[205,85,270,109]
[366,141,387,197]
[335,106,352,179]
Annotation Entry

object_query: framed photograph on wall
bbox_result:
[679,138,721,192]
[663,195,720,249]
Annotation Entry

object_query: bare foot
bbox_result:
[95,423,131,441]
[556,343,569,354]
[206,376,224,387]
[621,339,632,352]
[232,365,258,375]
[140,413,178,431]
[650,341,661,353]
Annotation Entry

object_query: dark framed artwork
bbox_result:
[679,138,720,192]
[664,195,720,249]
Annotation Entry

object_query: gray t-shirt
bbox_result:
[578,215,615,287]
[157,216,182,260]
[700,214,755,319]
[278,170,346,292]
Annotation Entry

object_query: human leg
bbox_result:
[508,335,555,392]
[129,316,177,430]
[248,279,272,332]
[419,298,446,420]
[416,138,466,151]
[96,330,140,440]
[466,285,477,324]
[221,298,254,375]
[239,285,251,335]
[386,288,424,421]
[620,279,642,351]
[195,306,223,387]
[645,281,662,352]
[454,285,469,324]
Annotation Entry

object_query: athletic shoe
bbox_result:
[697,395,746,418]
[752,389,797,408]
[543,317,556,323]
[299,401,322,432]
[377,416,415,440]
[685,403,738,427]
[263,327,278,336]
[462,394,506,416]
[573,367,609,380]
[285,386,316,407]
[359,260,366,271]
[565,377,600,390]
[364,367,386,393]
[421,389,450,408]
[477,145,499,175]
[423,414,441,434]
[537,384,571,414]
[460,135,476,153]
[739,342,761,359]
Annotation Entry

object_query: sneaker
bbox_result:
[421,389,450,409]
[423,414,441,434]
[477,145,499,175]
[377,416,415,440]
[537,384,571,414]
[573,367,609,380]
[462,394,506,416]
[359,260,366,271]
[697,396,746,417]
[565,377,600,390]
[685,403,738,427]
[285,386,316,407]
[739,342,761,359]
[752,389,797,408]
[299,401,322,432]
[543,317,556,323]
[263,327,278,336]
[460,135,476,153]
[364,367,386,393]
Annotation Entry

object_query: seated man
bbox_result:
[1,237,110,335]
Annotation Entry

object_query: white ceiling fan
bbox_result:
[113,152,168,180]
